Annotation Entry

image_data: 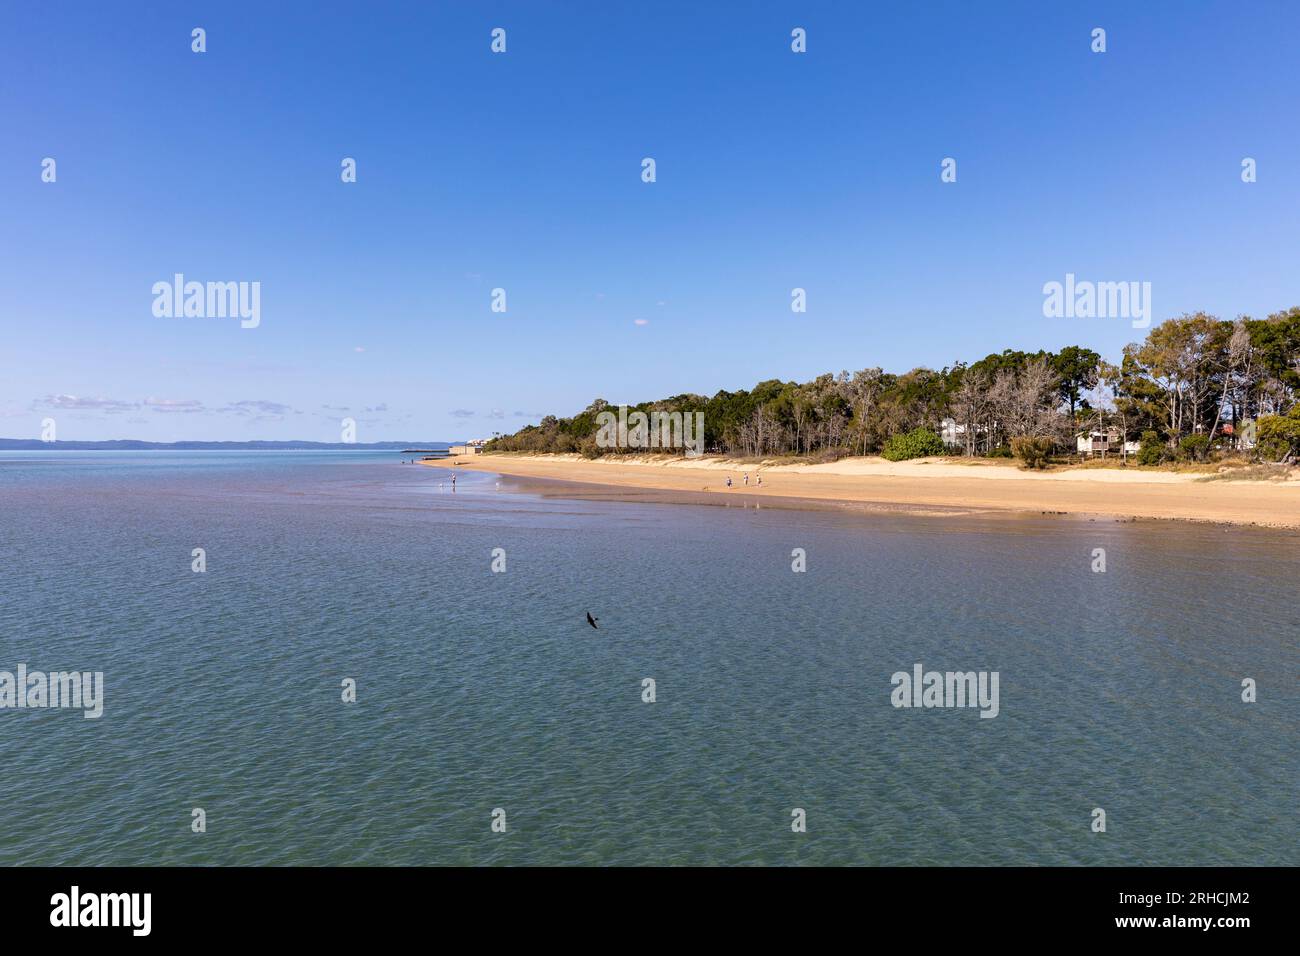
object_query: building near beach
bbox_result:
[1076,427,1140,456]
[938,418,967,448]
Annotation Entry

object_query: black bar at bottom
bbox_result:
[0,866,1280,942]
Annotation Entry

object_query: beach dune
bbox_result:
[421,453,1300,529]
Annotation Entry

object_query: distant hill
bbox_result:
[0,439,453,451]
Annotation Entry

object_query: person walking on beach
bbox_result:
[725,476,732,488]
[756,474,762,487]
[743,472,749,485]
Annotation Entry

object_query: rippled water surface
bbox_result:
[0,451,1295,865]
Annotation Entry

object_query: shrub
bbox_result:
[1010,435,1053,469]
[1256,408,1300,461]
[1137,430,1165,466]
[1179,434,1210,461]
[880,428,945,461]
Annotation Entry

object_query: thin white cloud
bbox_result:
[220,400,295,417]
[144,397,204,414]
[40,394,137,413]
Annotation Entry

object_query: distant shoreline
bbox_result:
[420,453,1300,530]
[0,441,449,451]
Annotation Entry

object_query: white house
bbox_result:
[1077,427,1139,456]
[938,418,967,448]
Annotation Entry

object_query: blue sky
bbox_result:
[2,0,1298,442]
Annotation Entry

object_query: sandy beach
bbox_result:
[420,453,1300,529]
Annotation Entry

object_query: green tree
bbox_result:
[1051,346,1102,419]
[1137,430,1165,465]
[1179,433,1210,461]
[1256,407,1300,461]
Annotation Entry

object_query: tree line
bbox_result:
[487,308,1300,464]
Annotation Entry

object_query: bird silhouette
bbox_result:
[586,612,599,629]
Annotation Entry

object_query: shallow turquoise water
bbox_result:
[0,451,1295,865]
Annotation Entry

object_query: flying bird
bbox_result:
[586,612,599,629]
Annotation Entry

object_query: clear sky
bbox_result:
[2,0,1298,442]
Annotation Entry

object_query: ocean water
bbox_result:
[0,450,1295,866]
